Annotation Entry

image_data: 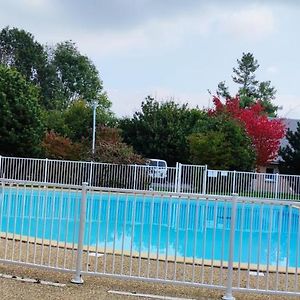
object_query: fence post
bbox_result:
[44,158,48,183]
[275,173,279,199]
[232,170,236,194]
[174,162,179,193]
[89,161,93,186]
[0,155,2,177]
[222,193,238,300]
[203,165,208,195]
[176,163,182,193]
[71,182,88,284]
[133,164,137,190]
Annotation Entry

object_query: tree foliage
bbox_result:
[119,96,203,166]
[42,131,84,160]
[90,127,145,164]
[279,122,300,175]
[188,116,255,170]
[210,96,285,167]
[49,41,106,108]
[0,26,59,109]
[45,99,116,143]
[217,52,278,116]
[0,27,113,112]
[0,66,44,157]
[0,26,46,83]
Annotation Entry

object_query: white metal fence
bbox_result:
[1,155,300,201]
[0,178,300,298]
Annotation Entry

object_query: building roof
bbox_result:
[272,118,299,164]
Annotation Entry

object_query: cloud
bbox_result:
[109,86,210,117]
[267,65,279,74]
[71,5,276,57]
[50,5,276,57]
[0,1,276,57]
[276,94,300,119]
[219,6,275,41]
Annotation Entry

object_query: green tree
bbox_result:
[279,123,300,175]
[0,27,112,111]
[0,26,58,109]
[216,52,278,116]
[0,26,46,83]
[188,116,255,171]
[49,41,106,108]
[0,66,44,157]
[120,96,203,166]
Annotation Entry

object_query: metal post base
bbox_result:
[71,275,84,284]
[222,294,235,300]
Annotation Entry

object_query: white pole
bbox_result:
[89,161,93,186]
[92,100,98,155]
[203,165,208,195]
[71,182,88,284]
[222,193,238,300]
[232,170,236,194]
[133,164,137,190]
[174,162,179,193]
[275,173,279,199]
[44,158,48,183]
[177,163,182,193]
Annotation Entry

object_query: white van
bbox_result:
[147,159,168,179]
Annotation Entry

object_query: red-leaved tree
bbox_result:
[209,96,285,167]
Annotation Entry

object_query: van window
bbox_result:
[158,161,166,167]
[149,160,158,167]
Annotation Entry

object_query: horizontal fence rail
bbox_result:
[0,178,300,298]
[1,155,300,201]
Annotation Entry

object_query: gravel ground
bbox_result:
[0,263,295,300]
[0,262,298,299]
[0,239,299,299]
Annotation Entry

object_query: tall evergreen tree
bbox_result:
[216,52,278,116]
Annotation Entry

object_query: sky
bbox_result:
[0,0,300,118]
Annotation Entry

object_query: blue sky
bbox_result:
[1,0,299,118]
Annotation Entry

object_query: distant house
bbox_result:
[259,118,299,174]
[249,119,299,195]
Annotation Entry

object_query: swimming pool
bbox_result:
[0,187,299,269]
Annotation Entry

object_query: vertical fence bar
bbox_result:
[89,161,93,186]
[0,155,2,177]
[177,163,182,193]
[203,165,207,195]
[275,173,279,199]
[71,182,88,284]
[232,170,236,194]
[174,162,179,193]
[222,193,238,300]
[133,164,137,190]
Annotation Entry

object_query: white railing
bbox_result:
[1,155,300,201]
[1,178,300,298]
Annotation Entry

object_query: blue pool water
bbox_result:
[0,188,300,268]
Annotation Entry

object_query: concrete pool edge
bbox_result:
[1,232,298,275]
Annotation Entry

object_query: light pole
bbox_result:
[92,100,99,155]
